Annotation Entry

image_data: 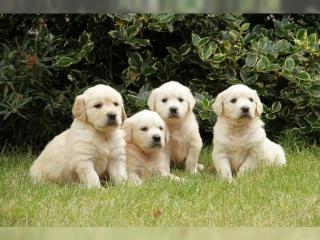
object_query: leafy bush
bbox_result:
[1,14,320,148]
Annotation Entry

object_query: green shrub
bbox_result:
[1,14,320,148]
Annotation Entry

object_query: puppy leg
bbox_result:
[74,161,101,188]
[238,154,258,176]
[159,168,184,182]
[213,154,233,183]
[128,171,142,186]
[108,149,128,184]
[185,141,203,174]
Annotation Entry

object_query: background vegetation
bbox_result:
[1,14,320,148]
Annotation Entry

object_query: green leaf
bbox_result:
[128,52,143,69]
[192,33,201,47]
[157,14,175,24]
[141,65,158,76]
[296,70,311,81]
[271,101,282,113]
[296,29,307,41]
[54,57,74,67]
[200,43,213,60]
[108,30,124,40]
[127,25,140,39]
[166,47,179,56]
[198,37,211,48]
[256,56,270,71]
[212,53,226,63]
[241,23,250,32]
[245,54,258,67]
[284,57,295,71]
[180,44,191,56]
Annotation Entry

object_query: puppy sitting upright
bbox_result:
[148,81,203,174]
[122,110,182,185]
[212,84,286,182]
[29,84,128,188]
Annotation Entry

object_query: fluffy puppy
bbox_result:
[212,84,286,182]
[29,84,128,188]
[147,81,203,174]
[122,110,182,185]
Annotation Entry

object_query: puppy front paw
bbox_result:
[169,174,185,183]
[197,163,204,171]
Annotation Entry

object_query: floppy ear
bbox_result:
[72,95,86,122]
[121,106,127,120]
[186,89,196,112]
[253,90,263,116]
[122,118,133,142]
[212,92,224,116]
[147,88,158,111]
[165,125,170,143]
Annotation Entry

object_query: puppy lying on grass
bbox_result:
[122,110,183,185]
[29,84,128,188]
[212,84,286,183]
[148,81,203,174]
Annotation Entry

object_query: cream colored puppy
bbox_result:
[122,110,182,185]
[212,84,286,182]
[29,84,128,188]
[148,81,203,174]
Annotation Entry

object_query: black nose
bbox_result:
[169,107,177,113]
[107,112,117,120]
[152,135,161,142]
[241,106,249,113]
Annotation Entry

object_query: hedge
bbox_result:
[1,14,320,148]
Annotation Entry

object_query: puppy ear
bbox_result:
[147,89,158,111]
[186,89,196,112]
[121,106,127,120]
[212,92,224,116]
[72,95,86,122]
[122,119,132,142]
[165,125,170,143]
[253,90,263,116]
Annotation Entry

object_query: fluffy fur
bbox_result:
[147,81,203,174]
[122,110,183,185]
[29,84,128,188]
[212,84,286,182]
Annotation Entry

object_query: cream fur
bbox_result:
[29,84,128,188]
[212,84,286,182]
[122,110,183,185]
[147,81,203,174]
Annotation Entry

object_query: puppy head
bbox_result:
[213,84,263,120]
[72,84,126,131]
[122,110,169,152]
[147,81,195,122]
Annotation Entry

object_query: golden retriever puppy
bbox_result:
[212,84,286,182]
[147,81,203,174]
[122,110,183,185]
[29,84,128,188]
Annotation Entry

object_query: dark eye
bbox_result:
[159,126,163,130]
[162,98,168,103]
[94,103,102,108]
[114,102,119,106]
[178,97,184,102]
[230,98,237,103]
[249,97,253,102]
[140,127,148,131]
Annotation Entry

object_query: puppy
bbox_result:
[29,84,128,188]
[122,110,182,185]
[212,84,286,182]
[148,81,203,174]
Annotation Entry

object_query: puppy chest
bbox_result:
[170,137,187,162]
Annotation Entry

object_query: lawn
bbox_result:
[0,139,320,226]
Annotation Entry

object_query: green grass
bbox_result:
[1,139,320,226]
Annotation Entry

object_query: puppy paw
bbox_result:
[197,163,205,171]
[170,174,185,183]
